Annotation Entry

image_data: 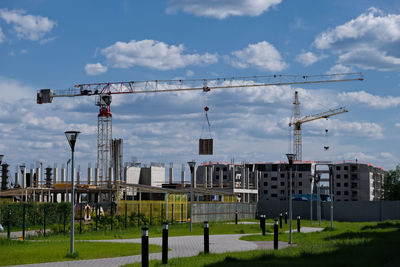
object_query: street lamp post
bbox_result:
[286,153,295,245]
[187,161,196,232]
[66,159,71,202]
[19,165,26,202]
[65,131,80,255]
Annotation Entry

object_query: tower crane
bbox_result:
[289,91,348,161]
[37,73,363,186]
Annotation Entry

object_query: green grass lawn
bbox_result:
[28,220,272,241]
[0,239,162,266]
[124,220,400,267]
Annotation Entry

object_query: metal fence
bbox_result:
[191,203,256,223]
[258,200,400,222]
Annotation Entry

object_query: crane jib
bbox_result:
[36,73,363,104]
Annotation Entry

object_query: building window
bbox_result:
[344,183,348,187]
[271,177,277,181]
[216,175,219,179]
[216,167,220,171]
[299,182,302,186]
[271,185,278,189]
[344,166,348,171]
[337,191,341,195]
[271,194,278,197]
[344,191,349,195]
[223,175,227,179]
[264,173,268,178]
[336,183,341,187]
[263,190,268,194]
[344,174,348,179]
[336,174,341,179]
[336,166,340,171]
[280,182,285,186]
[264,181,268,186]
[298,173,302,178]
[223,167,227,172]
[280,173,285,178]
[280,190,285,195]
[299,190,302,194]
[351,174,357,179]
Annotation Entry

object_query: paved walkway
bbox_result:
[284,227,325,233]
[10,234,292,267]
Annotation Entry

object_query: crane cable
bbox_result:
[324,119,330,151]
[200,87,212,139]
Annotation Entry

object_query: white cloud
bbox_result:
[326,64,352,74]
[0,26,5,43]
[166,0,282,19]
[0,9,56,41]
[186,70,194,77]
[339,90,400,109]
[396,123,400,127]
[296,52,326,66]
[85,63,108,76]
[101,39,218,70]
[308,119,383,139]
[0,76,35,102]
[228,41,288,71]
[313,8,400,71]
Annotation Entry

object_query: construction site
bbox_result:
[1,72,384,218]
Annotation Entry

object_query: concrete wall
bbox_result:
[258,200,400,222]
[191,203,256,223]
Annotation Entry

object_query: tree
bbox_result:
[383,165,400,200]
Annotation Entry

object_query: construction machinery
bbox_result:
[289,91,348,161]
[37,73,363,184]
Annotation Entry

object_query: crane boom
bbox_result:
[292,107,348,125]
[37,73,363,103]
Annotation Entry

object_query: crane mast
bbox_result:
[37,73,363,186]
[289,91,349,161]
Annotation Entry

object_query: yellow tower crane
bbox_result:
[289,91,348,161]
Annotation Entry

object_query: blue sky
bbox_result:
[1,0,400,178]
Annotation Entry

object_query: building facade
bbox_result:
[257,161,385,202]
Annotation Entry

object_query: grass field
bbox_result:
[28,220,273,241]
[124,220,400,267]
[0,238,162,266]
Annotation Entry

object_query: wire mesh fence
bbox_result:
[0,200,255,239]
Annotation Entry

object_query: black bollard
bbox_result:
[141,227,149,267]
[285,212,288,224]
[22,204,26,240]
[274,219,278,250]
[279,213,282,229]
[162,222,168,264]
[297,216,301,232]
[235,210,238,224]
[204,221,209,254]
[43,206,47,237]
[261,215,266,236]
[7,209,11,239]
